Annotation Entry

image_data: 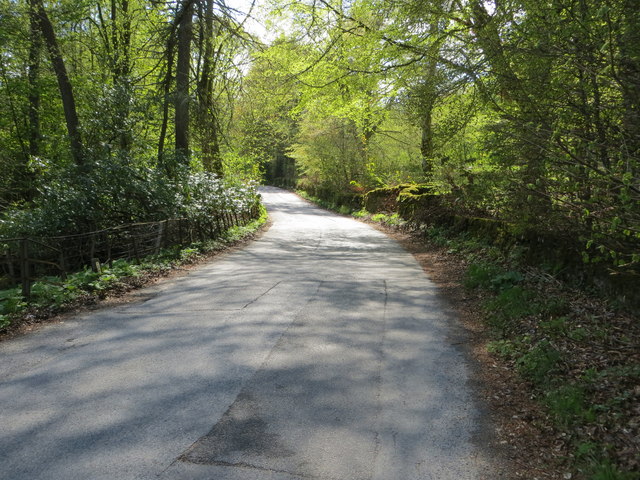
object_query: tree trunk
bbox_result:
[418,20,440,177]
[32,0,83,165]
[111,0,133,152]
[196,0,222,175]
[420,104,434,174]
[111,0,131,81]
[158,34,176,164]
[418,67,437,176]
[28,0,41,158]
[619,0,640,165]
[175,0,193,158]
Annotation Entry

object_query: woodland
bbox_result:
[0,0,638,268]
[0,0,637,269]
[0,1,639,477]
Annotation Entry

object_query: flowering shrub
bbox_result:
[0,159,260,238]
[180,173,260,223]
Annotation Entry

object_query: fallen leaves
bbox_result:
[374,221,640,479]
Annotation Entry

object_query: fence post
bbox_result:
[155,221,165,254]
[59,251,67,279]
[91,258,102,273]
[215,215,222,237]
[132,235,140,263]
[6,249,15,284]
[106,233,113,267]
[20,238,30,299]
[89,233,96,263]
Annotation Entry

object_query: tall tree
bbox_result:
[175,0,194,157]
[32,0,84,165]
[196,0,222,174]
[27,0,41,159]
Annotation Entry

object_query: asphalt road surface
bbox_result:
[0,187,496,480]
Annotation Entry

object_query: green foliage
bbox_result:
[464,262,525,292]
[351,208,369,219]
[539,316,570,336]
[489,270,524,292]
[222,204,269,243]
[423,225,453,247]
[30,279,70,308]
[370,213,404,226]
[486,339,519,358]
[516,339,562,386]
[0,163,259,238]
[484,286,536,333]
[222,152,264,183]
[545,384,595,428]
[232,52,299,188]
[179,248,200,263]
[588,463,639,480]
[464,262,503,290]
[0,289,26,321]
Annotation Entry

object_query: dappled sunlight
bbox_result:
[1,187,493,480]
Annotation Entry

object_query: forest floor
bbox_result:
[370,220,639,480]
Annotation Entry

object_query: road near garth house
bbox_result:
[0,187,498,480]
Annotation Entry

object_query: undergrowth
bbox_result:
[250,195,640,479]
[0,205,268,332]
[296,190,356,215]
[429,224,640,480]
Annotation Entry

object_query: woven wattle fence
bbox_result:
[0,203,261,298]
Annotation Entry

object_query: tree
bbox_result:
[32,0,83,165]
[175,0,194,158]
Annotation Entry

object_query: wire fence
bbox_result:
[0,204,261,299]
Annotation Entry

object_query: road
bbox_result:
[0,187,496,480]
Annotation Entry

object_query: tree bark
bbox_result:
[419,56,438,176]
[28,0,41,158]
[111,0,133,152]
[32,0,83,165]
[157,36,175,164]
[111,0,131,81]
[175,0,194,158]
[196,0,223,175]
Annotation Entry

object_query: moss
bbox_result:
[367,184,640,310]
[363,184,417,213]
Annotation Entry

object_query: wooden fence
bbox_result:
[0,204,260,299]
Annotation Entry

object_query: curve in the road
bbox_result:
[0,187,496,480]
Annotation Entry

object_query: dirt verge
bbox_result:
[0,219,272,342]
[371,222,568,479]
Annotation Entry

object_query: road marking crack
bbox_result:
[242,281,283,309]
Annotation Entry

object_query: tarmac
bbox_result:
[0,186,495,479]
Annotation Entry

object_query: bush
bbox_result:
[517,340,562,386]
[0,159,260,238]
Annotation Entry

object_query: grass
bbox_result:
[0,205,268,332]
